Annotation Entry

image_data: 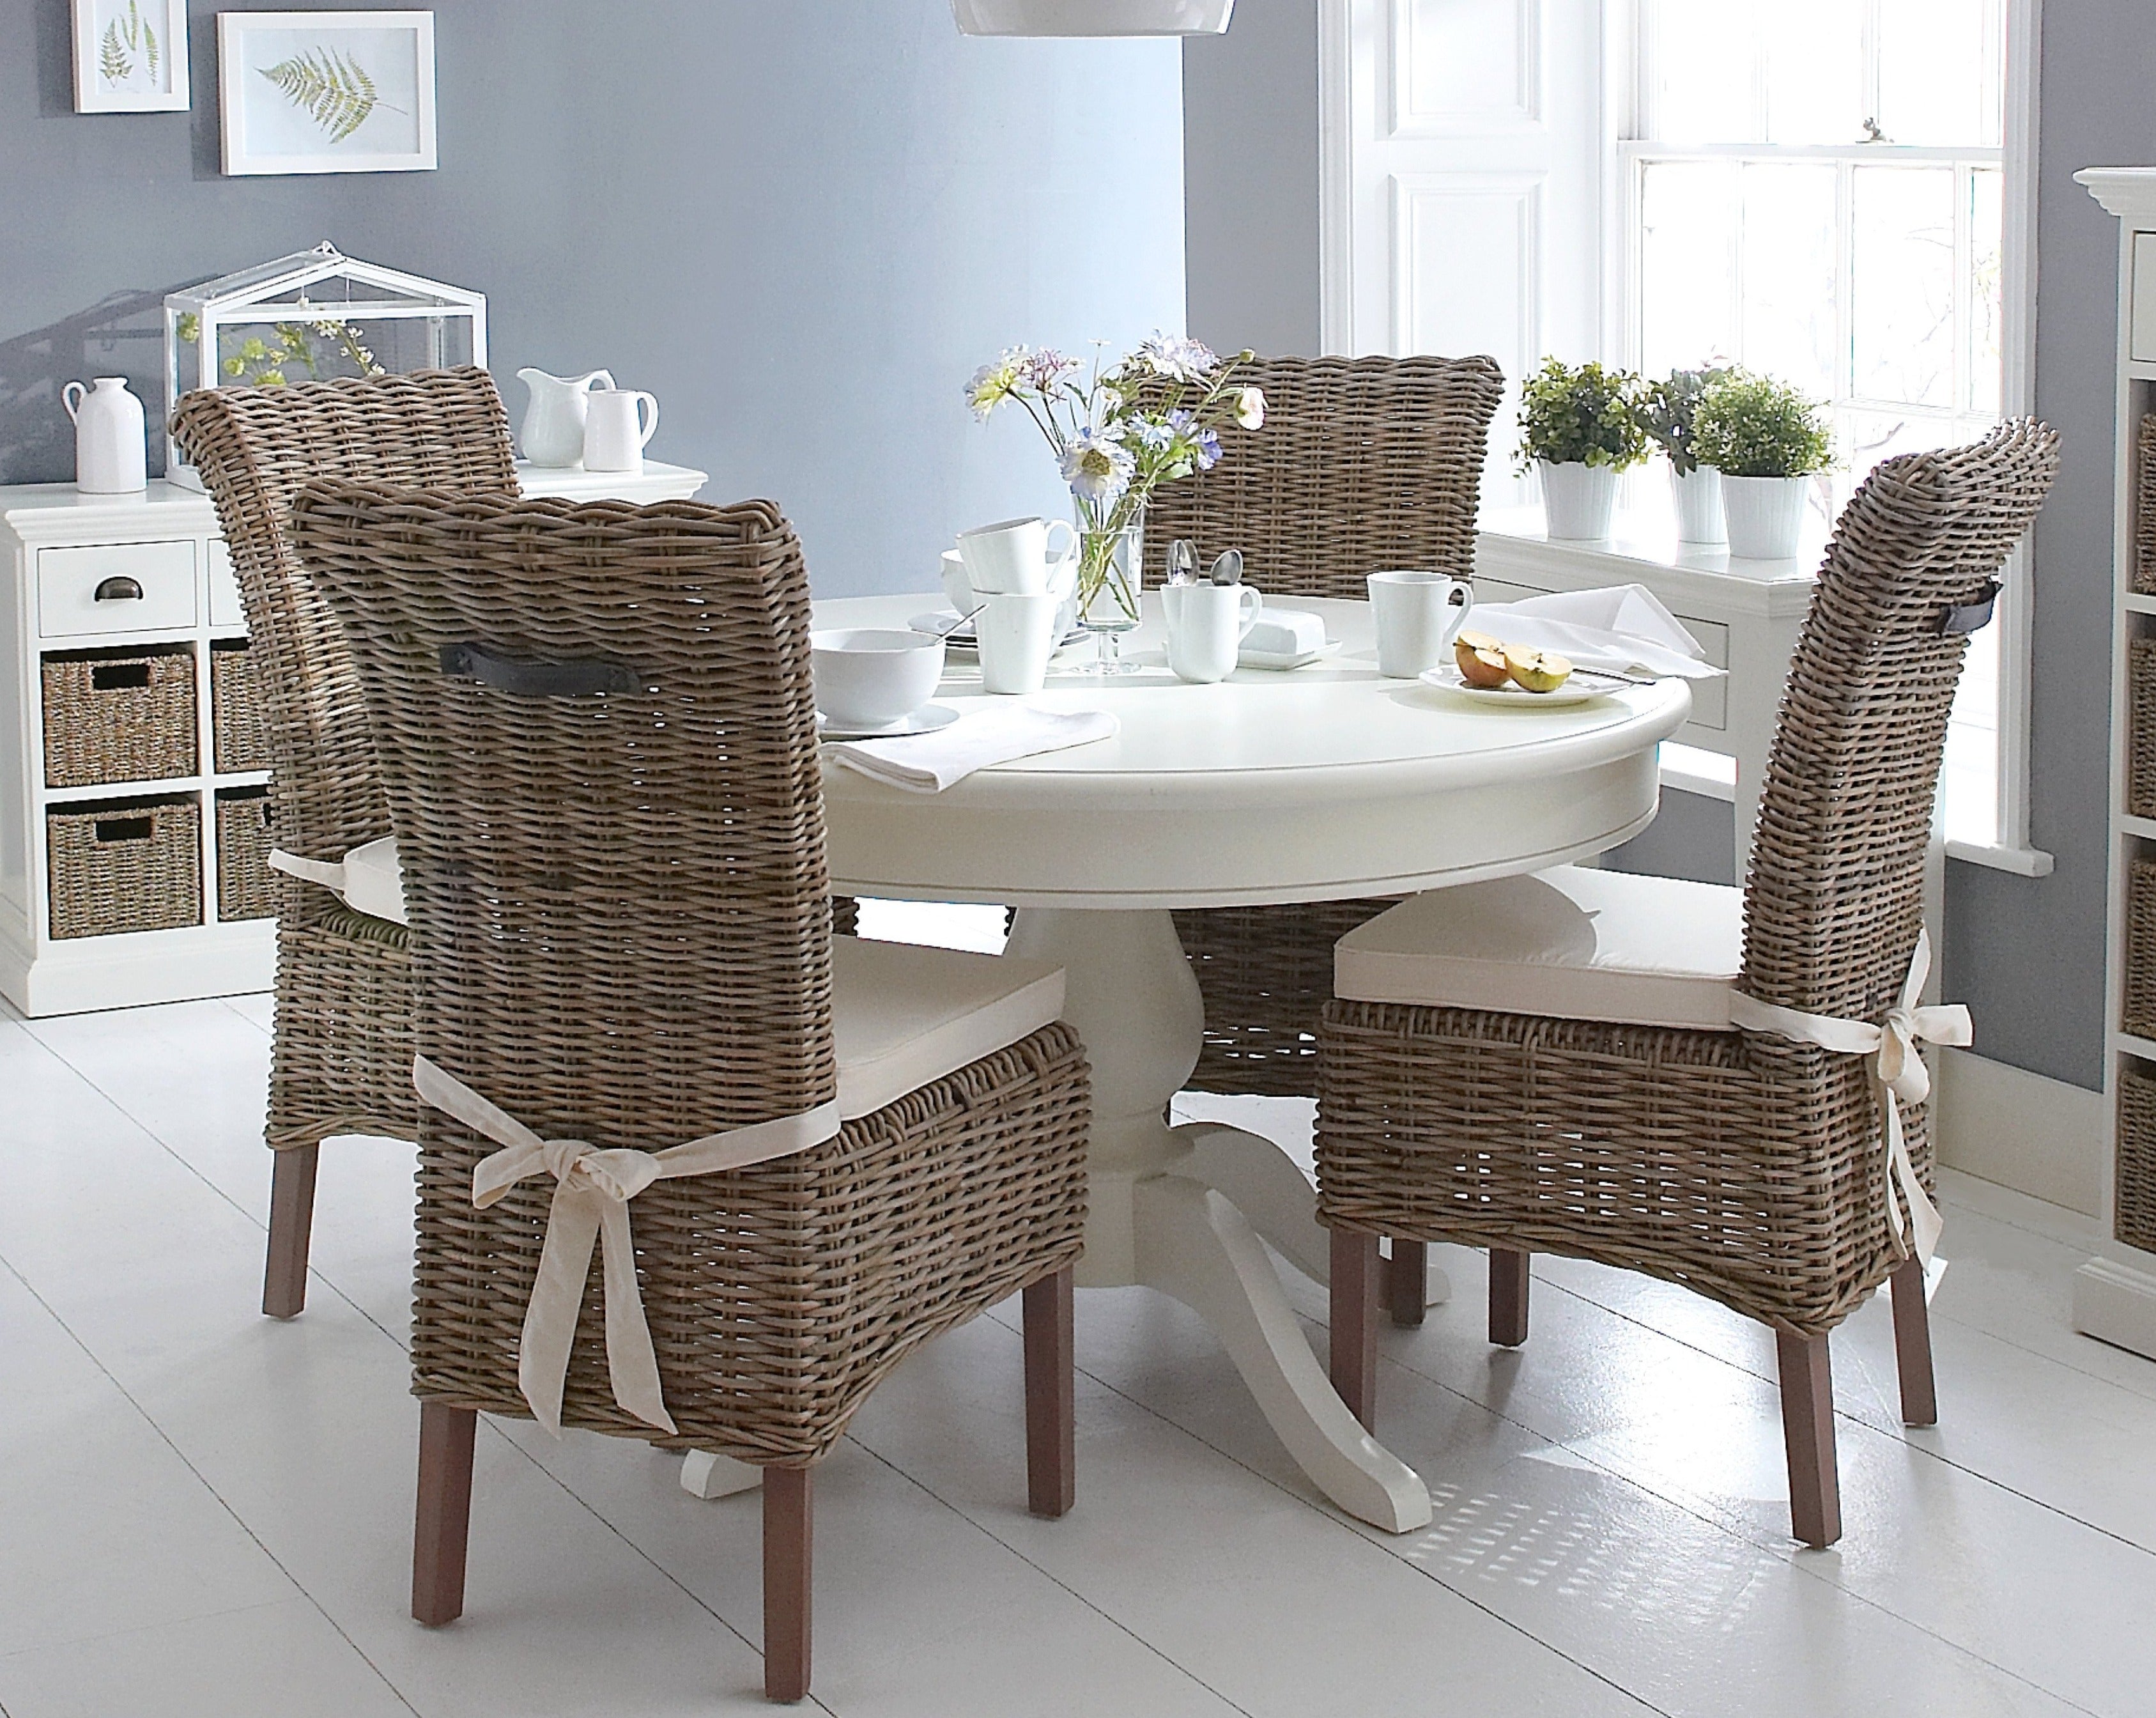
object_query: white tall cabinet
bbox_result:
[2077,168,2156,1360]
[0,458,705,1018]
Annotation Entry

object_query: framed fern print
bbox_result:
[217,11,436,176]
[71,0,189,113]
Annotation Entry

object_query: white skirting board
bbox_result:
[1934,1045,2104,1217]
[2075,1248,2156,1361]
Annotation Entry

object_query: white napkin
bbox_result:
[1464,584,1723,680]
[825,702,1118,793]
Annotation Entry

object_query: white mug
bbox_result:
[976,591,1060,694]
[941,550,977,617]
[582,388,659,472]
[1162,580,1262,685]
[959,515,1077,595]
[1367,570,1472,679]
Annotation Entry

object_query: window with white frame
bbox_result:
[1621,0,2021,855]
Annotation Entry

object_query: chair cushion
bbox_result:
[1332,865,1744,1031]
[833,935,1067,1119]
[339,836,408,926]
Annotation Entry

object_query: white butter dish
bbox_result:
[1242,607,1327,657]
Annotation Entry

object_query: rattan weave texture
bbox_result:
[2128,862,2156,1041]
[2136,415,2156,595]
[285,483,1090,1462]
[2117,1064,2156,1255]
[1318,421,2060,1336]
[1144,353,1507,1097]
[210,640,273,773]
[216,788,277,922]
[171,369,520,1152]
[2130,640,2156,821]
[42,644,197,789]
[48,794,202,940]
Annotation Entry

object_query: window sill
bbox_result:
[1946,839,2054,878]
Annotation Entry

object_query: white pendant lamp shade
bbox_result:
[952,0,1233,36]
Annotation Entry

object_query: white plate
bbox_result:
[817,702,962,741]
[909,610,1087,651]
[1237,638,1343,671]
[1416,666,1613,707]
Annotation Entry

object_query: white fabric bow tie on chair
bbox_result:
[413,1056,842,1435]
[1727,929,1966,1265]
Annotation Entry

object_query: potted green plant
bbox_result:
[1516,357,1649,540]
[1691,373,1833,559]
[1640,366,1734,546]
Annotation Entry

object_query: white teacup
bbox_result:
[945,546,1078,639]
[977,591,1060,695]
[1367,570,1472,679]
[1162,581,1262,685]
[959,516,1078,595]
[582,388,658,472]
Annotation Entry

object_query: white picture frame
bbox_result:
[217,10,436,176]
[72,0,190,113]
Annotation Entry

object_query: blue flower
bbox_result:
[1190,427,1223,470]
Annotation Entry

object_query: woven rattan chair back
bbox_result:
[169,369,518,871]
[1741,420,2059,1023]
[1140,354,1506,595]
[284,484,838,1149]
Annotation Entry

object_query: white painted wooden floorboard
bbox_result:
[1,940,2152,1717]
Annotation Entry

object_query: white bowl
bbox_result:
[811,628,946,730]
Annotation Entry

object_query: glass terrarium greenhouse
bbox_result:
[163,242,487,488]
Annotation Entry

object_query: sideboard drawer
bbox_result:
[207,539,245,629]
[38,543,198,639]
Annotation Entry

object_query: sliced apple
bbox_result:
[1502,644,1573,693]
[1455,628,1502,655]
[1454,635,1513,688]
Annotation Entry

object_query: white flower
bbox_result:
[1236,385,1267,431]
[966,345,1033,419]
[1061,430,1136,503]
[1137,332,1218,383]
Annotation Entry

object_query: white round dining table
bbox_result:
[815,592,1692,1533]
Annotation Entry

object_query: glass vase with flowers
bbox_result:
[967,334,1266,672]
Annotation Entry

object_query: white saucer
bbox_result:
[1238,638,1343,671]
[1416,666,1612,707]
[909,610,1087,651]
[817,702,962,741]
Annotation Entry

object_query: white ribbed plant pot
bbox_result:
[1670,465,1725,545]
[1538,460,1619,541]
[1720,474,1811,559]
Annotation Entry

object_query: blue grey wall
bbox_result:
[2,0,1186,597]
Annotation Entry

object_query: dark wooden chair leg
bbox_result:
[1488,1248,1530,1347]
[1330,1226,1380,1431]
[763,1465,813,1703]
[412,1401,477,1626]
[1890,1258,1939,1427]
[263,1142,320,1319]
[1023,1265,1075,1519]
[1776,1329,1842,1549]
[1384,1240,1428,1329]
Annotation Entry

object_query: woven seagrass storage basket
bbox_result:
[210,640,272,773]
[2129,862,2156,1041]
[2136,415,2156,594]
[2131,639,2156,821]
[42,644,197,789]
[2116,1064,2156,1253]
[215,787,275,921]
[47,794,201,939]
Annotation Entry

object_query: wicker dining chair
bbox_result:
[1317,421,2060,1548]
[286,481,1090,1703]
[1144,353,1506,1102]
[170,369,520,1319]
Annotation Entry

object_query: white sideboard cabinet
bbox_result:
[0,458,706,1016]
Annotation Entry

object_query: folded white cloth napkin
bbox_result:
[1465,584,1724,680]
[825,702,1118,793]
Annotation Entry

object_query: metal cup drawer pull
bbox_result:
[93,576,144,602]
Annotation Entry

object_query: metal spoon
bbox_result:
[1208,549,1244,585]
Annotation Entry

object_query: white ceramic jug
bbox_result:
[516,368,615,467]
[62,377,146,495]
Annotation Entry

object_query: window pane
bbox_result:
[1762,0,1867,144]
[1738,163,1840,401]
[1648,0,1759,144]
[1969,166,2005,414]
[1639,160,1740,377]
[1852,166,1958,408]
[1878,0,2002,146]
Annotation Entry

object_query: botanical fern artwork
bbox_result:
[96,0,160,89]
[259,45,406,144]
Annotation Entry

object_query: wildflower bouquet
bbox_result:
[967,334,1265,635]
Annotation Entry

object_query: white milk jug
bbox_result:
[63,377,147,495]
[516,368,615,467]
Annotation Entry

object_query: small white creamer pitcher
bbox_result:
[1162,580,1261,684]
